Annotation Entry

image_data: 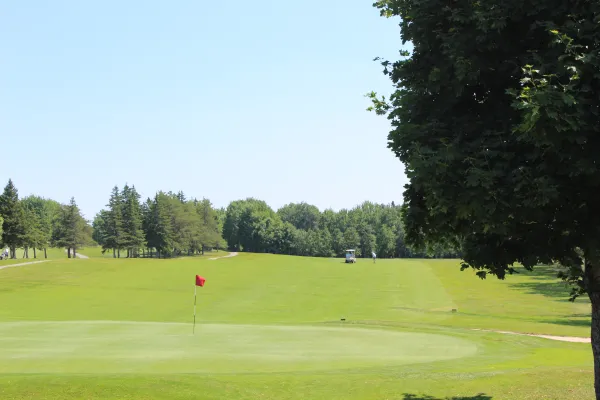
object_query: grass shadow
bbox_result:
[542,317,590,328]
[508,265,585,301]
[402,394,491,400]
[509,281,573,300]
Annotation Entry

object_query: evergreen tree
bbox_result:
[52,197,88,258]
[21,196,60,259]
[196,198,221,254]
[0,179,26,258]
[148,192,175,258]
[121,185,145,257]
[104,186,124,258]
[21,205,44,258]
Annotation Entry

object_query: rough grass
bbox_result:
[0,254,593,399]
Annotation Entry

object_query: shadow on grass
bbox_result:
[508,265,583,301]
[542,316,590,328]
[402,394,491,400]
[509,281,573,300]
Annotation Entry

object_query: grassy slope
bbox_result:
[0,254,593,399]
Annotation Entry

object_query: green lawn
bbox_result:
[0,254,593,399]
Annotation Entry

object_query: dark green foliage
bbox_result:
[369,1,600,395]
[21,196,61,258]
[368,0,600,289]
[223,199,458,258]
[103,186,125,257]
[278,202,321,231]
[93,187,224,258]
[92,210,109,247]
[121,185,145,257]
[0,179,26,257]
[52,197,90,256]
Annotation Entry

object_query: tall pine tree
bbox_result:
[0,179,26,258]
[121,185,145,257]
[104,186,124,258]
[52,197,88,258]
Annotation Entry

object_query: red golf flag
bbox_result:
[195,275,206,287]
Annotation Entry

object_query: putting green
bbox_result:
[0,321,477,374]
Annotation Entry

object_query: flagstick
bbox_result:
[193,285,197,334]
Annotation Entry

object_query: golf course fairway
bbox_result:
[0,252,594,399]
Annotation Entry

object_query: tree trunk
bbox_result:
[44,248,47,259]
[73,248,77,258]
[113,248,116,258]
[142,248,145,257]
[67,248,71,258]
[584,257,600,400]
[33,248,37,259]
[202,245,205,255]
[590,290,600,400]
[118,249,120,258]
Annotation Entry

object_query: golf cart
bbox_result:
[345,249,356,263]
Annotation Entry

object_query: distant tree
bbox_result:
[195,198,222,254]
[0,179,26,258]
[314,228,334,257]
[21,196,61,259]
[121,185,145,257]
[357,223,377,258]
[377,225,396,258]
[104,186,125,258]
[52,197,88,258]
[146,192,175,258]
[343,227,360,256]
[224,199,278,253]
[92,210,109,247]
[278,203,321,231]
[20,205,43,258]
[223,200,245,251]
[369,0,600,395]
[331,228,345,257]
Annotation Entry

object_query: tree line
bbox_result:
[0,179,92,258]
[92,186,226,258]
[222,199,460,258]
[1,178,459,260]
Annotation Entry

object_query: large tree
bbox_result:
[52,197,89,258]
[0,179,26,258]
[21,196,61,259]
[104,186,125,258]
[369,0,600,396]
[121,185,145,257]
[278,202,321,231]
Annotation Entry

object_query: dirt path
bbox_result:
[0,260,50,271]
[473,328,589,343]
[209,252,238,261]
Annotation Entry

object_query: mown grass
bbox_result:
[0,254,593,399]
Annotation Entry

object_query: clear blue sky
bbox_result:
[1,0,410,221]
